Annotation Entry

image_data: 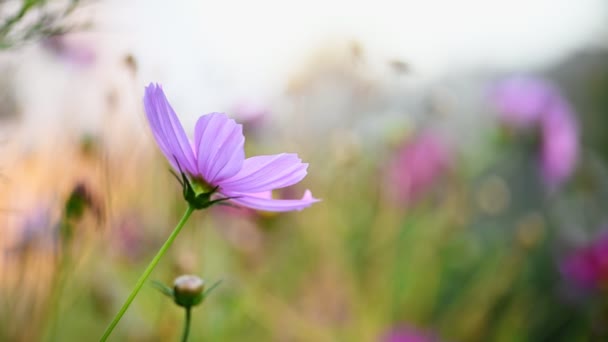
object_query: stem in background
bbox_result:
[44,250,71,342]
[181,307,192,342]
[100,205,195,341]
[0,2,33,37]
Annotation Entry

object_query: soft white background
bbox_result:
[5,0,608,144]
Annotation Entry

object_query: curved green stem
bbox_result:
[100,205,195,341]
[181,307,192,342]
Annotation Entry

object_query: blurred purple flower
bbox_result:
[144,83,319,212]
[540,104,578,187]
[387,133,451,204]
[7,205,58,256]
[382,325,438,342]
[111,214,146,261]
[41,34,96,67]
[560,233,608,291]
[490,77,558,128]
[490,76,579,187]
[232,100,269,132]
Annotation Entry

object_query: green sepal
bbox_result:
[170,159,237,210]
[151,280,174,299]
[197,279,222,305]
[153,278,222,309]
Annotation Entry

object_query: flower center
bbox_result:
[190,178,214,196]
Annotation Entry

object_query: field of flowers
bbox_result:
[1,1,608,341]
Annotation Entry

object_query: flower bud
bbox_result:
[173,275,205,308]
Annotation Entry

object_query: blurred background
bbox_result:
[1,0,608,341]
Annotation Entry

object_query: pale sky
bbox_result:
[5,0,607,145]
[94,0,607,121]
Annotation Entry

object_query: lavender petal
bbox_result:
[220,154,308,193]
[194,113,245,183]
[223,189,319,212]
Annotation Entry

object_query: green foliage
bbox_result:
[0,0,85,49]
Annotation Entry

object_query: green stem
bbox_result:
[44,249,71,341]
[100,205,195,341]
[181,307,192,342]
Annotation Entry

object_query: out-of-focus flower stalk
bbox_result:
[45,182,103,341]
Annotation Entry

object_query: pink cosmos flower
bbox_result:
[387,133,452,204]
[539,103,578,186]
[143,83,319,212]
[560,232,608,291]
[490,76,557,128]
[490,76,579,187]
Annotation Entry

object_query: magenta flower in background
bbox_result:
[144,83,319,212]
[382,325,438,342]
[387,133,451,204]
[490,76,579,187]
[560,232,608,291]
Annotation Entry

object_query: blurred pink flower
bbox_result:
[111,214,146,261]
[490,76,557,128]
[540,103,578,187]
[560,233,608,291]
[7,205,58,256]
[387,133,451,204]
[382,325,438,342]
[490,76,579,187]
[232,100,269,130]
[41,34,96,67]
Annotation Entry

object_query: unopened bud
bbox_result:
[173,275,205,308]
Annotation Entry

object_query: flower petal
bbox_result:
[144,84,197,174]
[540,102,578,186]
[490,76,558,128]
[194,113,245,183]
[223,189,319,212]
[219,154,308,193]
